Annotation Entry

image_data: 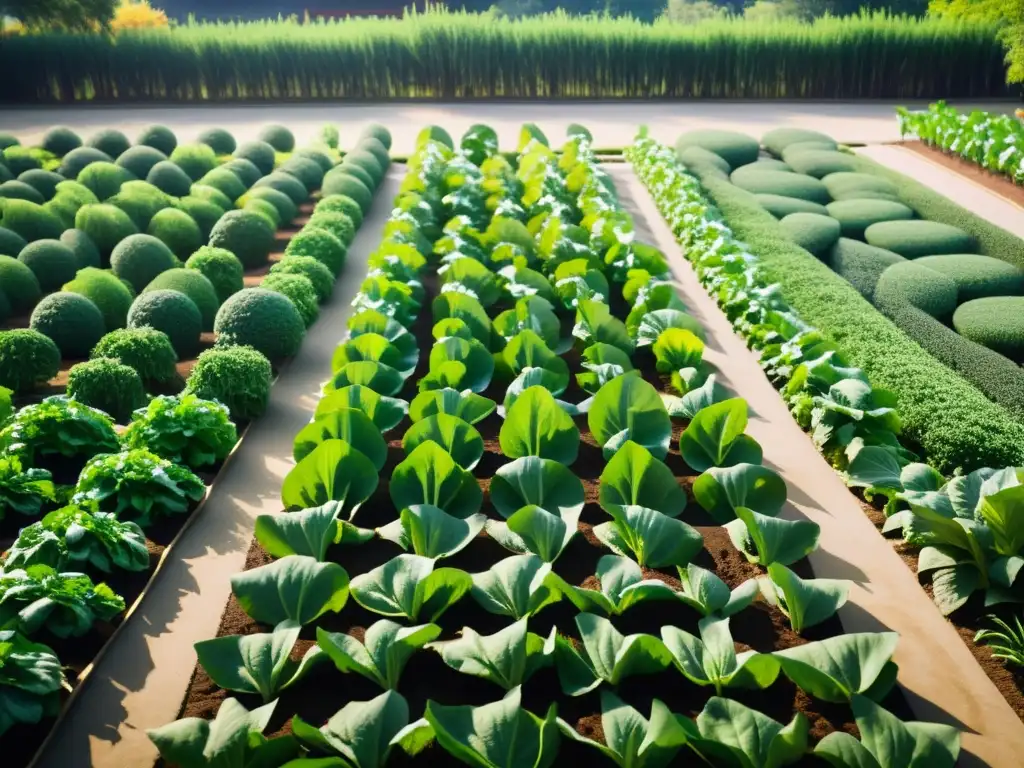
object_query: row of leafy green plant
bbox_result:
[146,124,960,768]
[628,132,1024,695]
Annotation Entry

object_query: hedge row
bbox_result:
[681,151,1024,474]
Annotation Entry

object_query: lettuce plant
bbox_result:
[121,394,237,471]
[599,441,687,517]
[441,256,502,308]
[489,456,584,520]
[693,462,787,524]
[418,360,469,392]
[316,620,440,690]
[759,562,850,634]
[499,386,579,465]
[389,441,482,519]
[660,372,729,419]
[432,291,491,347]
[573,299,634,356]
[662,616,780,694]
[377,504,486,559]
[677,563,758,618]
[255,502,372,562]
[551,555,678,616]
[495,329,570,389]
[350,554,471,622]
[503,368,585,417]
[635,308,706,348]
[470,554,561,620]
[332,332,415,379]
[352,276,420,326]
[678,398,763,473]
[594,504,703,568]
[428,336,494,393]
[408,387,494,425]
[773,632,899,703]
[811,379,901,467]
[688,696,808,768]
[577,342,633,394]
[0,396,118,463]
[347,309,419,370]
[724,507,820,567]
[429,618,555,690]
[493,296,561,350]
[292,407,388,470]
[0,629,66,737]
[72,449,206,527]
[402,414,483,470]
[486,505,580,563]
[0,455,56,521]
[588,373,671,460]
[0,564,125,638]
[652,328,704,375]
[326,361,405,397]
[281,438,379,516]
[314,385,408,433]
[230,555,349,626]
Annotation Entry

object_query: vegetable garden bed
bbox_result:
[898,141,1024,210]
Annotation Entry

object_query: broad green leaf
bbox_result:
[194,621,322,703]
[470,554,561,620]
[347,309,419,369]
[662,617,780,695]
[599,441,687,517]
[291,689,413,768]
[594,505,703,568]
[441,257,501,307]
[490,456,584,520]
[589,373,672,460]
[281,439,379,516]
[377,504,486,559]
[773,632,900,703]
[946,467,998,520]
[724,507,820,567]
[332,333,412,377]
[390,441,482,519]
[430,619,555,690]
[930,564,982,615]
[314,385,408,433]
[316,620,441,690]
[692,696,808,768]
[577,342,634,394]
[350,554,471,622]
[679,398,763,473]
[636,309,706,347]
[652,328,704,374]
[499,265,558,305]
[573,299,635,355]
[496,329,571,389]
[550,554,678,616]
[678,563,758,618]
[325,361,404,397]
[418,360,468,392]
[487,504,579,563]
[293,408,389,470]
[255,502,372,562]
[402,414,484,470]
[433,318,475,341]
[502,367,578,415]
[230,556,349,626]
[664,373,729,420]
[978,485,1024,557]
[499,386,580,465]
[409,388,495,425]
[693,463,787,524]
[814,732,883,768]
[493,296,561,350]
[432,291,492,346]
[429,337,494,394]
[760,563,849,635]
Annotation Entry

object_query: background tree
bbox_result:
[1,0,117,30]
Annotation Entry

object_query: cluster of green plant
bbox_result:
[121,393,237,470]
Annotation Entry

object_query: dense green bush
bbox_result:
[0,329,60,393]
[242,198,280,228]
[321,171,372,213]
[91,326,178,386]
[915,254,1024,303]
[270,255,333,303]
[0,180,44,204]
[144,268,219,330]
[19,170,64,201]
[108,180,173,230]
[53,180,98,209]
[77,161,135,201]
[252,171,307,205]
[1,199,65,242]
[675,130,759,170]
[823,237,905,299]
[197,128,237,155]
[279,156,324,193]
[315,194,363,228]
[234,141,276,175]
[729,167,829,203]
[176,196,224,240]
[874,260,959,320]
[43,195,79,228]
[41,126,82,157]
[29,292,106,357]
[821,172,899,201]
[213,287,304,361]
[63,267,134,330]
[220,158,262,188]
[357,137,390,173]
[110,233,177,292]
[741,158,791,172]
[782,150,859,178]
[825,199,915,239]
[306,210,355,245]
[360,124,392,150]
[294,146,335,173]
[66,357,145,423]
[0,165,10,184]
[754,194,827,218]
[864,220,976,258]
[146,160,193,197]
[261,272,318,327]
[239,187,296,225]
[127,289,202,357]
[678,146,731,176]
[0,226,27,256]
[778,212,841,256]
[137,125,178,156]
[189,184,233,211]
[116,145,168,180]
[954,297,1024,362]
[60,228,101,269]
[169,143,217,182]
[18,239,79,292]
[258,125,295,153]
[185,246,244,303]
[197,168,245,202]
[762,127,837,157]
[147,207,202,260]
[341,151,383,187]
[335,162,375,193]
[284,227,346,276]
[186,345,272,421]
[207,210,275,269]
[86,129,130,159]
[2,147,41,175]
[0,254,41,313]
[59,147,113,179]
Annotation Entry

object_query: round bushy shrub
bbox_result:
[0,165,10,184]
[252,172,307,205]
[258,125,295,153]
[207,210,275,270]
[261,272,318,327]
[186,345,272,421]
[0,180,44,204]
[779,212,842,256]
[915,254,1024,303]
[43,196,78,229]
[0,226,27,256]
[66,357,145,423]
[823,238,906,299]
[754,194,828,218]
[293,146,334,173]
[147,207,202,260]
[239,187,296,225]
[60,228,101,269]
[169,143,217,182]
[189,184,233,211]
[357,137,390,174]
[146,160,193,197]
[954,297,1024,362]
[59,147,114,180]
[782,150,859,179]
[825,199,915,239]
[18,170,64,201]
[739,158,792,173]
[197,128,237,156]
[197,168,245,202]
[284,227,346,276]
[0,199,65,242]
[307,210,355,245]
[315,194,362,228]
[29,292,106,357]
[321,170,372,214]
[116,145,167,180]
[270,255,333,303]
[0,329,61,393]
[359,123,392,150]
[864,220,975,259]
[176,196,224,240]
[137,125,178,156]
[185,246,244,303]
[0,255,41,313]
[242,199,280,228]
[41,127,82,157]
[110,233,176,292]
[91,326,178,386]
[762,127,838,158]
[342,151,383,186]
[77,161,135,201]
[86,129,130,159]
[63,267,135,330]
[234,141,276,176]
[144,268,219,330]
[335,162,375,193]
[677,146,731,177]
[108,180,173,230]
[2,147,40,176]
[214,288,304,362]
[18,239,79,292]
[675,130,759,170]
[279,156,324,193]
[220,158,262,188]
[729,167,830,204]
[821,172,899,202]
[127,289,202,357]
[874,261,959,320]
[53,180,99,208]
[74,203,139,260]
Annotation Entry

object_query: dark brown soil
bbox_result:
[898,140,1024,208]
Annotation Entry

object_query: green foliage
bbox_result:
[0,628,64,737]
[186,345,272,421]
[500,386,580,465]
[63,267,134,330]
[41,126,82,157]
[953,296,1024,361]
[65,357,145,423]
[350,554,471,622]
[730,167,830,203]
[270,255,334,303]
[0,180,44,205]
[29,291,106,358]
[17,238,78,292]
[77,161,133,200]
[281,438,378,515]
[59,147,113,179]
[169,143,217,182]
[0,564,124,638]
[253,171,308,206]
[258,124,295,153]
[293,408,387,469]
[146,160,193,197]
[1,396,118,463]
[126,289,203,358]
[0,199,65,242]
[826,198,915,239]
[197,127,237,156]
[322,170,373,214]
[208,210,275,270]
[864,219,975,258]
[916,253,1024,302]
[137,125,177,155]
[390,441,482,518]
[90,326,179,387]
[261,272,319,328]
[874,261,958,320]
[0,454,56,521]
[122,393,237,469]
[823,237,905,298]
[285,226,347,276]
[147,207,203,260]
[214,287,305,361]
[86,129,130,159]
[1,147,39,176]
[115,145,167,180]
[239,186,296,225]
[317,193,363,228]
[0,254,41,313]
[108,180,173,230]
[234,140,276,175]
[588,373,671,460]
[676,129,759,169]
[317,618,437,690]
[185,245,244,303]
[74,202,139,259]
[144,268,219,330]
[0,329,60,393]
[176,195,225,240]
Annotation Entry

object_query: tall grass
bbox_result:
[0,8,1008,102]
